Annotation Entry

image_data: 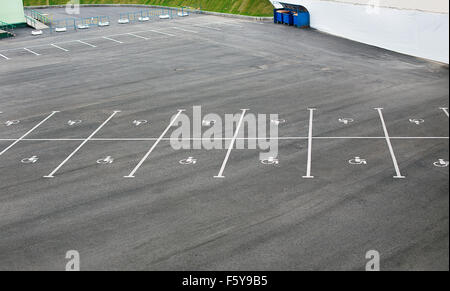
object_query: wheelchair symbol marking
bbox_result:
[133,120,148,126]
[261,157,279,165]
[68,120,82,126]
[179,157,197,165]
[21,156,39,164]
[433,159,449,168]
[409,119,425,125]
[97,156,114,164]
[338,118,354,125]
[349,157,367,165]
[5,120,20,127]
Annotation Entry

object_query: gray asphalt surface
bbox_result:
[0,8,448,271]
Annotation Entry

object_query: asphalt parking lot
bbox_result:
[0,7,448,270]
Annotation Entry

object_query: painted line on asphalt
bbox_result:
[193,24,222,31]
[302,108,316,179]
[77,40,97,48]
[124,110,185,178]
[127,33,150,40]
[147,29,176,37]
[214,109,249,178]
[23,48,40,56]
[375,108,406,179]
[44,111,121,178]
[171,26,199,33]
[0,111,59,157]
[51,44,69,52]
[103,36,124,44]
[0,53,9,60]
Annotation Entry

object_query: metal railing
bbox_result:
[0,20,15,38]
[27,9,52,24]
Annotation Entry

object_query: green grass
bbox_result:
[23,0,274,16]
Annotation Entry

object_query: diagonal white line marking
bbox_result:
[24,48,40,56]
[375,108,406,179]
[303,108,316,179]
[51,44,69,52]
[44,111,121,178]
[103,36,123,44]
[214,109,249,178]
[193,24,221,31]
[125,110,185,178]
[0,111,59,157]
[440,107,449,118]
[171,27,198,33]
[147,29,175,37]
[127,33,149,40]
[77,40,97,48]
[0,53,10,60]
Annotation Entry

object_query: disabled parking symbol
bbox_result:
[349,157,367,165]
[409,119,425,125]
[68,120,82,126]
[5,120,20,127]
[21,156,39,164]
[133,120,148,126]
[261,157,279,165]
[97,156,114,164]
[338,118,354,125]
[179,157,197,165]
[433,159,449,168]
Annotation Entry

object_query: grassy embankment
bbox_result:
[23,0,274,16]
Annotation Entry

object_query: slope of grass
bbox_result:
[23,0,274,16]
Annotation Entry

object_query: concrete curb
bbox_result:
[24,4,274,22]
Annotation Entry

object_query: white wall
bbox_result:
[322,0,449,13]
[271,0,449,63]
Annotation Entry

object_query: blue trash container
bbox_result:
[274,9,288,24]
[293,12,310,28]
[282,12,294,26]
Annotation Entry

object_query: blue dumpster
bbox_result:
[282,12,294,26]
[293,12,310,28]
[274,9,289,24]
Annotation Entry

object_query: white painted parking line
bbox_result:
[23,48,40,56]
[103,36,124,44]
[375,108,406,179]
[193,24,222,31]
[125,110,185,178]
[127,33,149,40]
[214,109,249,179]
[303,108,316,179]
[440,107,449,118]
[171,27,199,33]
[77,40,97,48]
[44,111,121,178]
[51,44,69,52]
[0,53,9,60]
[147,29,175,37]
[0,136,448,142]
[210,21,243,28]
[0,111,59,157]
